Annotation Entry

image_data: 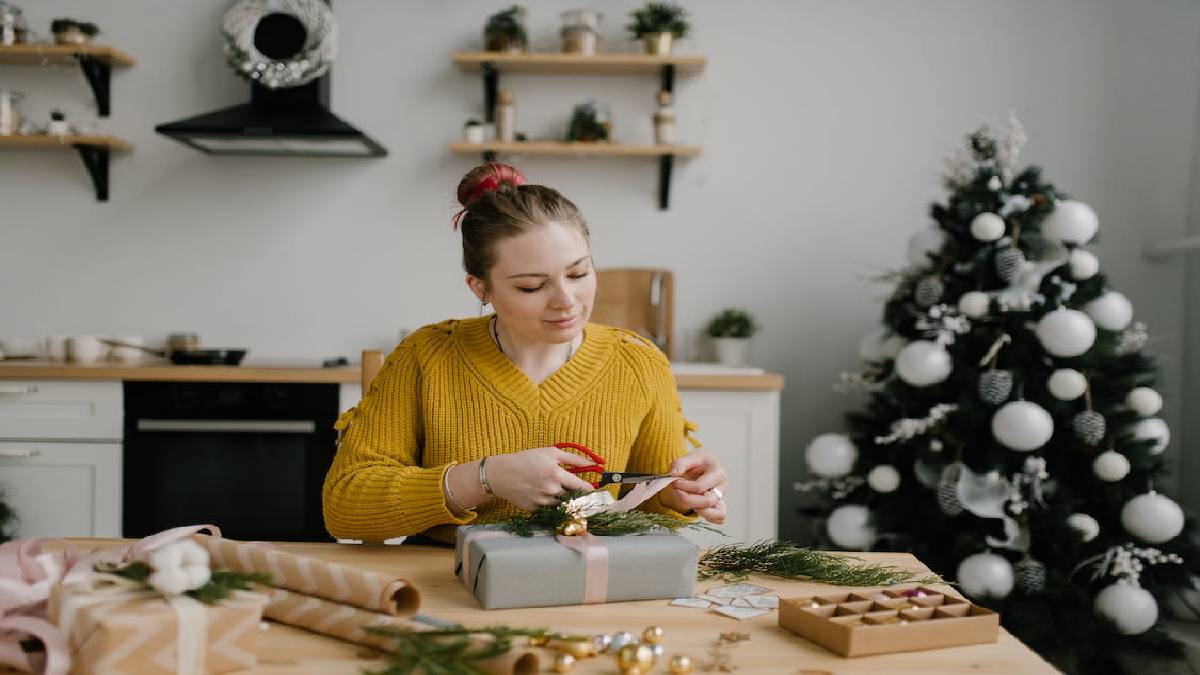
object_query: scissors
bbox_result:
[555,442,672,488]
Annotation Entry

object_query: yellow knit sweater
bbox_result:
[322,315,700,544]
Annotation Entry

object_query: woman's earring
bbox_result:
[478,296,487,316]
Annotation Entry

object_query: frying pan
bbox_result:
[101,339,247,366]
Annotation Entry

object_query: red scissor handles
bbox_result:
[556,442,605,487]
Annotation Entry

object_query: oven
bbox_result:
[122,381,337,541]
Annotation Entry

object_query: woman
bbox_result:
[323,162,728,544]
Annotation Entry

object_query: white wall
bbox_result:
[2,1,1197,540]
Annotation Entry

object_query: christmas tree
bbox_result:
[799,115,1198,674]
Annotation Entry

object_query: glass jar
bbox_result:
[0,90,24,136]
[0,2,27,46]
[560,10,602,55]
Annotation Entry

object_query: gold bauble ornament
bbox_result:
[668,654,694,674]
[617,644,654,670]
[558,518,588,536]
[549,638,595,659]
[642,625,665,645]
[621,668,644,675]
[527,634,550,647]
[553,653,576,673]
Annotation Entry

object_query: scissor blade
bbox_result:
[601,472,672,485]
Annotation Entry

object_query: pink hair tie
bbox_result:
[451,172,524,230]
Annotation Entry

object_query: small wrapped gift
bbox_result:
[455,524,699,610]
[48,576,266,675]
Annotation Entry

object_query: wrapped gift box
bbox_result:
[48,580,266,675]
[454,524,699,610]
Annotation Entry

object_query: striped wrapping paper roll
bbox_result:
[197,535,420,616]
[263,587,539,674]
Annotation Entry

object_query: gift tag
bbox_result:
[707,582,774,598]
[670,597,712,609]
[746,595,779,609]
[712,605,771,621]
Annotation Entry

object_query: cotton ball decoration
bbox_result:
[1132,418,1170,454]
[991,401,1054,452]
[1095,583,1158,635]
[1069,249,1100,280]
[958,291,991,319]
[857,327,888,362]
[1036,308,1096,357]
[1047,369,1088,401]
[956,552,1015,600]
[907,226,947,266]
[867,464,901,493]
[1093,451,1131,482]
[1122,492,1184,544]
[1066,512,1100,542]
[805,433,858,477]
[826,504,876,550]
[895,340,953,386]
[1084,291,1134,331]
[1043,200,1099,245]
[970,212,1006,242]
[1127,387,1163,416]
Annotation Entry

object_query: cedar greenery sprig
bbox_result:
[95,561,271,605]
[497,489,722,537]
[698,540,943,586]
[365,624,587,675]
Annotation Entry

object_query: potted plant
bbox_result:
[463,118,485,144]
[705,308,759,366]
[483,6,527,53]
[51,18,99,45]
[626,2,689,55]
[47,109,69,136]
[566,101,611,142]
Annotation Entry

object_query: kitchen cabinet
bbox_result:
[0,379,122,537]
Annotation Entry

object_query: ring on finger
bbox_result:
[708,487,724,502]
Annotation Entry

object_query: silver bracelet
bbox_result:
[478,457,495,496]
[443,468,471,514]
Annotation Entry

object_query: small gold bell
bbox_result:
[527,634,550,647]
[559,518,588,536]
[549,638,595,659]
[617,644,654,670]
[642,625,665,644]
[668,654,694,674]
[553,653,575,673]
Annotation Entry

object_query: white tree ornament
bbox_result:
[1047,369,1088,401]
[1068,249,1100,280]
[895,340,952,386]
[957,552,1015,599]
[1121,492,1184,544]
[1042,200,1099,244]
[991,401,1054,452]
[1093,451,1131,482]
[1067,513,1100,542]
[1036,308,1096,357]
[805,433,858,477]
[970,213,1006,242]
[1084,292,1134,331]
[1132,418,1170,455]
[867,464,902,493]
[1095,583,1158,635]
[826,504,876,549]
[1127,388,1163,417]
[958,291,991,318]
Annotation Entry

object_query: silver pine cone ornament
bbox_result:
[978,370,1014,406]
[1072,410,1106,446]
[936,466,964,516]
[914,276,946,308]
[1015,558,1047,595]
[995,248,1026,285]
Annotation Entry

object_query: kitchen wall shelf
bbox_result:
[0,134,133,201]
[451,51,706,210]
[0,44,137,116]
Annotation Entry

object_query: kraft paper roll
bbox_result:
[197,535,420,616]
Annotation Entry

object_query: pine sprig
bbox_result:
[96,561,270,605]
[497,490,722,537]
[365,625,586,675]
[698,540,942,586]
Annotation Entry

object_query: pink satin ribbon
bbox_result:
[554,532,609,604]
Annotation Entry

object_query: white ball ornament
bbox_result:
[1036,308,1096,358]
[1093,451,1131,482]
[857,327,888,362]
[1133,418,1170,454]
[907,226,947,266]
[1066,512,1100,542]
[895,340,953,387]
[1084,292,1133,331]
[970,212,1006,242]
[1127,388,1163,417]
[991,401,1055,452]
[957,291,991,319]
[1095,583,1158,635]
[1068,249,1100,280]
[1047,369,1088,401]
[826,504,876,550]
[867,465,902,493]
[805,433,858,477]
[1122,492,1184,544]
[956,552,1015,600]
[1043,200,1099,245]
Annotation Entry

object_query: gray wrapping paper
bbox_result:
[454,525,699,610]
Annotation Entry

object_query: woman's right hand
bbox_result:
[485,447,597,511]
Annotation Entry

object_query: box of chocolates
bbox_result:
[778,585,999,657]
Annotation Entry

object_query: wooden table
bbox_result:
[54,539,1057,674]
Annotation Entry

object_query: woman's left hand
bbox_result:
[659,450,727,524]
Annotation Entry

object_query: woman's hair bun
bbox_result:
[456,162,526,208]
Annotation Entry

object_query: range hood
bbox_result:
[155,0,386,157]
